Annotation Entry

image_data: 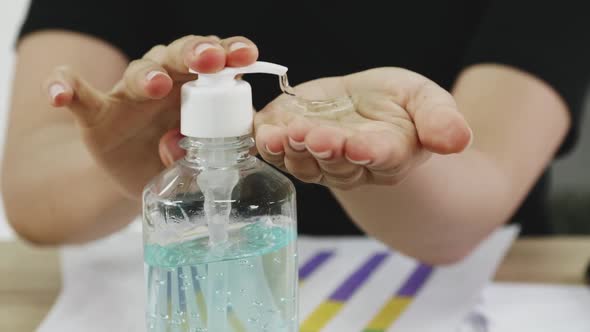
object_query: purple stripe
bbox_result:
[299,251,334,280]
[397,264,433,297]
[329,252,389,302]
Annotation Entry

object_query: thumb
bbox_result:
[159,128,186,167]
[408,80,472,154]
[44,66,107,127]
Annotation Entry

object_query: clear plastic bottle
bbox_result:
[142,62,298,332]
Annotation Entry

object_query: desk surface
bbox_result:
[0,237,588,332]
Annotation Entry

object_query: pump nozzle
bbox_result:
[181,61,288,138]
[189,61,287,85]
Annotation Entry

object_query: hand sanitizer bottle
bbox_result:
[142,62,298,332]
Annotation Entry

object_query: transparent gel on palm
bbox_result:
[142,62,298,332]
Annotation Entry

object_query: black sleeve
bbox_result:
[18,0,173,60]
[463,1,589,156]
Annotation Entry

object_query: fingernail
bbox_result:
[265,145,283,156]
[229,42,249,52]
[194,43,217,56]
[49,83,66,101]
[288,137,306,151]
[146,70,169,82]
[307,146,332,160]
[345,154,371,166]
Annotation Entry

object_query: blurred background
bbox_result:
[0,1,588,239]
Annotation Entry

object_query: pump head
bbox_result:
[180,61,288,138]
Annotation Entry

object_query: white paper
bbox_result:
[297,226,518,332]
[481,283,590,332]
[37,226,518,332]
[37,228,146,332]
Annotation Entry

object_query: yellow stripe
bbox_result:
[196,291,246,331]
[365,297,412,330]
[300,300,344,332]
[229,311,247,332]
[196,291,207,323]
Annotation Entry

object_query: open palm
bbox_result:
[255,67,472,189]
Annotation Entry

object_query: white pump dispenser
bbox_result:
[181,61,288,138]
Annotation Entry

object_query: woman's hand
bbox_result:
[255,68,473,189]
[45,35,258,198]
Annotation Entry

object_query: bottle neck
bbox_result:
[180,135,255,167]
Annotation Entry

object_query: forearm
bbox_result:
[332,149,513,264]
[2,128,140,244]
[1,31,135,244]
[333,64,569,265]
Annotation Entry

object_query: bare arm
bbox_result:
[255,64,569,264]
[2,31,135,244]
[332,65,569,264]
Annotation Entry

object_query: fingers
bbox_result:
[254,101,298,167]
[114,58,173,102]
[142,43,195,83]
[345,130,411,171]
[112,35,225,102]
[44,66,107,126]
[256,119,324,184]
[256,117,414,188]
[144,35,259,80]
[255,124,287,169]
[112,35,259,103]
[159,128,186,167]
[162,35,226,75]
[405,79,472,154]
[220,36,259,67]
[259,116,367,188]
[256,115,370,188]
[304,125,367,189]
[283,133,323,183]
[283,118,322,183]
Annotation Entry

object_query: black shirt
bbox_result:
[19,0,589,236]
